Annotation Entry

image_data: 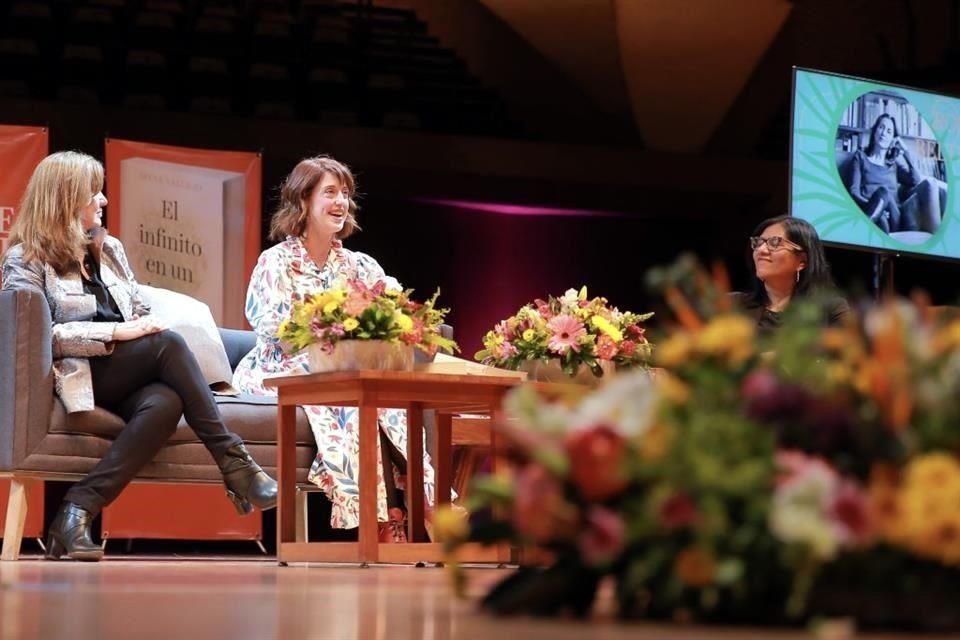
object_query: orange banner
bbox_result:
[105,139,262,329]
[0,125,49,255]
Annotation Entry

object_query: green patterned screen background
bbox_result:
[791,67,960,261]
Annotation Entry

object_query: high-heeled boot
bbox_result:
[45,502,104,561]
[217,443,278,515]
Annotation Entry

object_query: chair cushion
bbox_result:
[20,435,315,483]
[889,230,934,245]
[200,394,314,446]
[49,394,314,446]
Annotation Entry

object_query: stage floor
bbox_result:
[0,558,952,640]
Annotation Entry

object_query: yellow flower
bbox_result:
[314,291,335,307]
[522,329,536,342]
[590,315,623,342]
[656,333,694,369]
[656,372,690,406]
[882,454,960,564]
[696,315,755,365]
[826,363,852,384]
[293,301,317,326]
[639,423,673,461]
[323,300,340,314]
[343,317,359,331]
[929,320,960,356]
[483,331,504,349]
[277,318,291,336]
[432,505,469,542]
[905,453,960,492]
[395,313,414,332]
[820,327,850,352]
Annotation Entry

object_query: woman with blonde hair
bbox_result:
[1,151,277,561]
[234,155,440,542]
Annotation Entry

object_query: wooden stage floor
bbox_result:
[0,558,953,640]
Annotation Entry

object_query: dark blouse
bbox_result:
[81,249,124,323]
[730,291,850,335]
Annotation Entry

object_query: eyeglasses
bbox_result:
[749,236,803,252]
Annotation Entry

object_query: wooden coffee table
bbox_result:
[264,369,522,565]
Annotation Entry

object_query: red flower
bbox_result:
[658,493,698,529]
[619,340,637,357]
[512,465,579,544]
[596,335,618,360]
[830,480,874,547]
[534,298,554,320]
[577,506,626,567]
[401,318,425,346]
[565,425,630,502]
[741,369,779,404]
[626,324,646,340]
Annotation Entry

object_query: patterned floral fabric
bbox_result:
[233,236,439,528]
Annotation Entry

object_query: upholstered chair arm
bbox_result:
[0,289,55,471]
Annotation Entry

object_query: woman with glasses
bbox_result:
[732,215,849,333]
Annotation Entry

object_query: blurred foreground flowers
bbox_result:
[445,257,960,631]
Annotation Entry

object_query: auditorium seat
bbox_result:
[122,49,172,106]
[0,0,524,139]
[0,37,44,98]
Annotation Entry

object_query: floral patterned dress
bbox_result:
[233,236,439,528]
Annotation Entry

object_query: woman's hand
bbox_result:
[112,316,167,341]
[892,137,912,169]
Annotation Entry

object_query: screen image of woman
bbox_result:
[837,93,946,243]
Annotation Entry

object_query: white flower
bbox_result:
[503,385,574,433]
[560,288,580,311]
[769,462,839,561]
[569,370,656,437]
[770,505,837,560]
[864,300,916,341]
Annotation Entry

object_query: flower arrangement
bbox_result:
[276,278,458,356]
[438,259,960,631]
[474,287,654,378]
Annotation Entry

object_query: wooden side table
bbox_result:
[264,369,522,565]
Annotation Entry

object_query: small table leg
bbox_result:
[405,403,427,542]
[276,404,298,564]
[358,403,380,563]
[435,412,453,510]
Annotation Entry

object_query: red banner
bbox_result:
[105,139,262,329]
[0,125,49,255]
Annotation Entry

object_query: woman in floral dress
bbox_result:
[233,155,437,540]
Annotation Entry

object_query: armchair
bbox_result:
[0,287,315,559]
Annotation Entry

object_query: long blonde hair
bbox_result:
[268,155,360,241]
[6,151,104,274]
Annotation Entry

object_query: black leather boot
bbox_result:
[45,502,104,561]
[217,443,278,515]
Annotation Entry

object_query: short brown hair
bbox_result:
[268,155,360,241]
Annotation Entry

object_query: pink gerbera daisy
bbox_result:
[547,314,586,354]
